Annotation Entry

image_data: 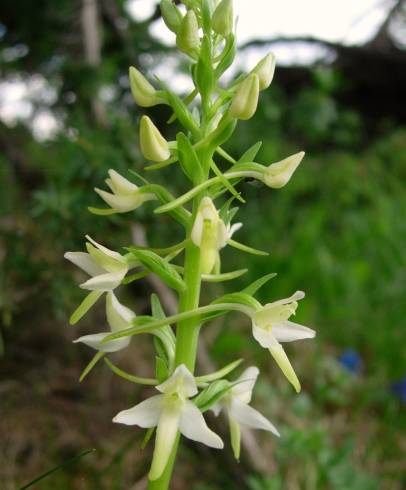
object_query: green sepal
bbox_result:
[177,132,204,182]
[201,268,247,283]
[228,238,269,256]
[104,358,158,385]
[88,207,117,216]
[130,249,185,291]
[238,141,263,164]
[195,34,214,98]
[215,34,236,79]
[69,290,103,325]
[194,379,232,412]
[141,428,155,450]
[155,356,169,383]
[241,272,277,296]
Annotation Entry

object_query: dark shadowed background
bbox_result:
[1,1,405,489]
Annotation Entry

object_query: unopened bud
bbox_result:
[212,0,233,37]
[129,67,164,107]
[230,74,259,120]
[176,10,200,57]
[140,116,171,162]
[161,0,183,34]
[263,151,305,188]
[251,52,276,91]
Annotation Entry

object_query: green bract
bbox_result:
[64,1,316,489]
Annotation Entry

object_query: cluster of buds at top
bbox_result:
[64,0,317,485]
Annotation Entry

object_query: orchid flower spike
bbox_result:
[64,236,130,292]
[263,151,305,189]
[113,365,223,481]
[191,197,241,274]
[212,366,279,460]
[94,169,155,214]
[73,292,135,352]
[252,291,316,392]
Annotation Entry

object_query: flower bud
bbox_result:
[212,0,233,37]
[176,10,200,57]
[129,66,164,107]
[191,197,228,274]
[263,151,305,189]
[251,52,276,91]
[230,74,259,120]
[140,116,171,162]
[160,0,183,34]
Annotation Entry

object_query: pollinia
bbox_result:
[65,1,316,488]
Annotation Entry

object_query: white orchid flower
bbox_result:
[212,366,279,459]
[94,169,155,214]
[73,292,134,352]
[64,235,129,292]
[252,291,316,392]
[191,197,241,274]
[113,364,223,481]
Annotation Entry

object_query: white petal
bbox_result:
[113,395,163,427]
[179,401,224,449]
[73,332,130,352]
[106,292,135,332]
[272,321,316,343]
[64,252,104,277]
[108,169,139,194]
[149,404,181,481]
[80,270,126,291]
[232,367,259,403]
[157,364,197,397]
[252,324,278,348]
[210,402,223,417]
[217,220,229,249]
[95,188,140,213]
[229,398,279,436]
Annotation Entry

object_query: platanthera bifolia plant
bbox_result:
[64,1,316,488]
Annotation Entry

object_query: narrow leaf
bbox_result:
[19,449,96,490]
[241,272,277,296]
[141,428,155,450]
[155,356,169,383]
[238,141,263,164]
[88,207,116,216]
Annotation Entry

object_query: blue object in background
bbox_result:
[391,376,406,406]
[338,349,362,374]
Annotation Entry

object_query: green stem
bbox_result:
[147,209,202,490]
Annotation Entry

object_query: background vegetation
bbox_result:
[1,1,405,489]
